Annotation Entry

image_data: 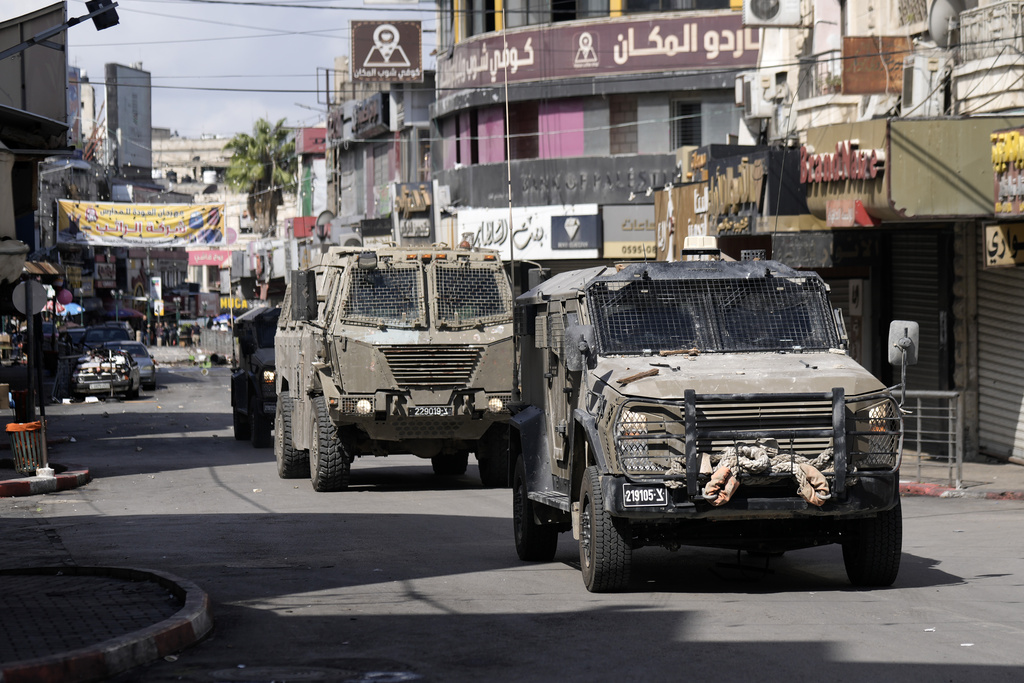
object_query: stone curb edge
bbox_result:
[900,481,1024,500]
[0,465,90,498]
[0,566,213,683]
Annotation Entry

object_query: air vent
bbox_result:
[381,345,482,387]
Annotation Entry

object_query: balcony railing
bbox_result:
[958,0,1024,63]
[797,50,843,99]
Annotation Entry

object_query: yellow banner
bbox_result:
[57,200,225,246]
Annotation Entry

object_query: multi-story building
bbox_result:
[431,1,757,283]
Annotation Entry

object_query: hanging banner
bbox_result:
[57,200,225,246]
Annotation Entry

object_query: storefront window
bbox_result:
[623,0,730,12]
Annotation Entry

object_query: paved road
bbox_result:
[4,364,1024,682]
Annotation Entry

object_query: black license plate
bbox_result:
[409,406,454,417]
[623,484,668,508]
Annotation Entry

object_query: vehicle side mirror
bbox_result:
[887,320,919,367]
[564,324,596,373]
[290,270,318,321]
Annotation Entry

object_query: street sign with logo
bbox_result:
[351,21,422,82]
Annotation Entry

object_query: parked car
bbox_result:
[102,340,157,391]
[82,323,133,350]
[71,347,141,400]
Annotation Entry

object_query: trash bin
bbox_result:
[6,421,44,475]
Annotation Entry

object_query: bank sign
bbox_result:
[455,205,600,260]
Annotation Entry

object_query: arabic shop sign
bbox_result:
[992,127,1024,215]
[394,183,433,240]
[603,205,656,259]
[708,156,765,236]
[351,21,423,82]
[456,204,601,261]
[353,93,389,139]
[800,141,885,184]
[985,224,1024,268]
[437,13,758,91]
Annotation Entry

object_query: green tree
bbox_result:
[224,118,296,234]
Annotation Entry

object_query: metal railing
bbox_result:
[797,50,843,99]
[958,1,1024,63]
[895,389,964,489]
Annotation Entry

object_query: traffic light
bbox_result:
[85,0,120,31]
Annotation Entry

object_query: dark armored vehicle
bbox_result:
[231,306,281,448]
[511,255,918,592]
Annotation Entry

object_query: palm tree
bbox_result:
[224,118,296,234]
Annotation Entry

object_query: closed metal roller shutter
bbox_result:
[977,242,1024,459]
[890,232,944,392]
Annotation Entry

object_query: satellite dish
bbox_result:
[928,0,967,48]
[315,210,335,241]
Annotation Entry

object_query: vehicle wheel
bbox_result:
[477,424,511,488]
[310,394,350,491]
[431,452,468,476]
[250,395,272,448]
[275,391,309,479]
[579,465,632,592]
[842,499,902,587]
[127,383,139,400]
[233,409,250,441]
[513,455,558,562]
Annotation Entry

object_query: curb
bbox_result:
[0,566,213,683]
[899,481,1024,500]
[0,465,90,498]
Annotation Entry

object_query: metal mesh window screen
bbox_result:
[342,262,425,328]
[588,276,837,354]
[432,262,513,328]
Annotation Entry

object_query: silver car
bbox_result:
[103,341,157,391]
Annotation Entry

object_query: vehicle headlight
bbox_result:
[262,369,275,384]
[851,400,900,470]
[616,409,648,458]
[356,399,373,415]
[487,397,504,413]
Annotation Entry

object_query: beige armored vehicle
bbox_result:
[275,244,515,491]
[511,256,918,592]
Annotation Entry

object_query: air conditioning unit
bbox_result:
[735,72,776,119]
[743,0,802,27]
[902,52,950,118]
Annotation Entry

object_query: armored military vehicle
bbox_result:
[231,306,281,448]
[511,254,917,592]
[275,244,515,491]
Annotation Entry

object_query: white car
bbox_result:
[103,341,158,391]
[72,348,141,400]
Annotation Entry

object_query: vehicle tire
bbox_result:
[842,499,903,587]
[477,424,511,488]
[250,395,272,449]
[579,465,632,592]
[431,452,468,476]
[310,394,350,492]
[513,455,558,562]
[275,391,309,479]
[233,409,250,441]
[127,383,139,400]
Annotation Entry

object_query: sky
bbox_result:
[5,0,437,139]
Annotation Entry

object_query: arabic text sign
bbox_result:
[438,14,759,91]
[58,200,225,247]
[985,224,1024,268]
[351,21,422,83]
[603,204,656,259]
[456,204,600,261]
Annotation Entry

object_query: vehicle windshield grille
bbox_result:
[341,262,425,328]
[432,262,513,329]
[588,276,838,354]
